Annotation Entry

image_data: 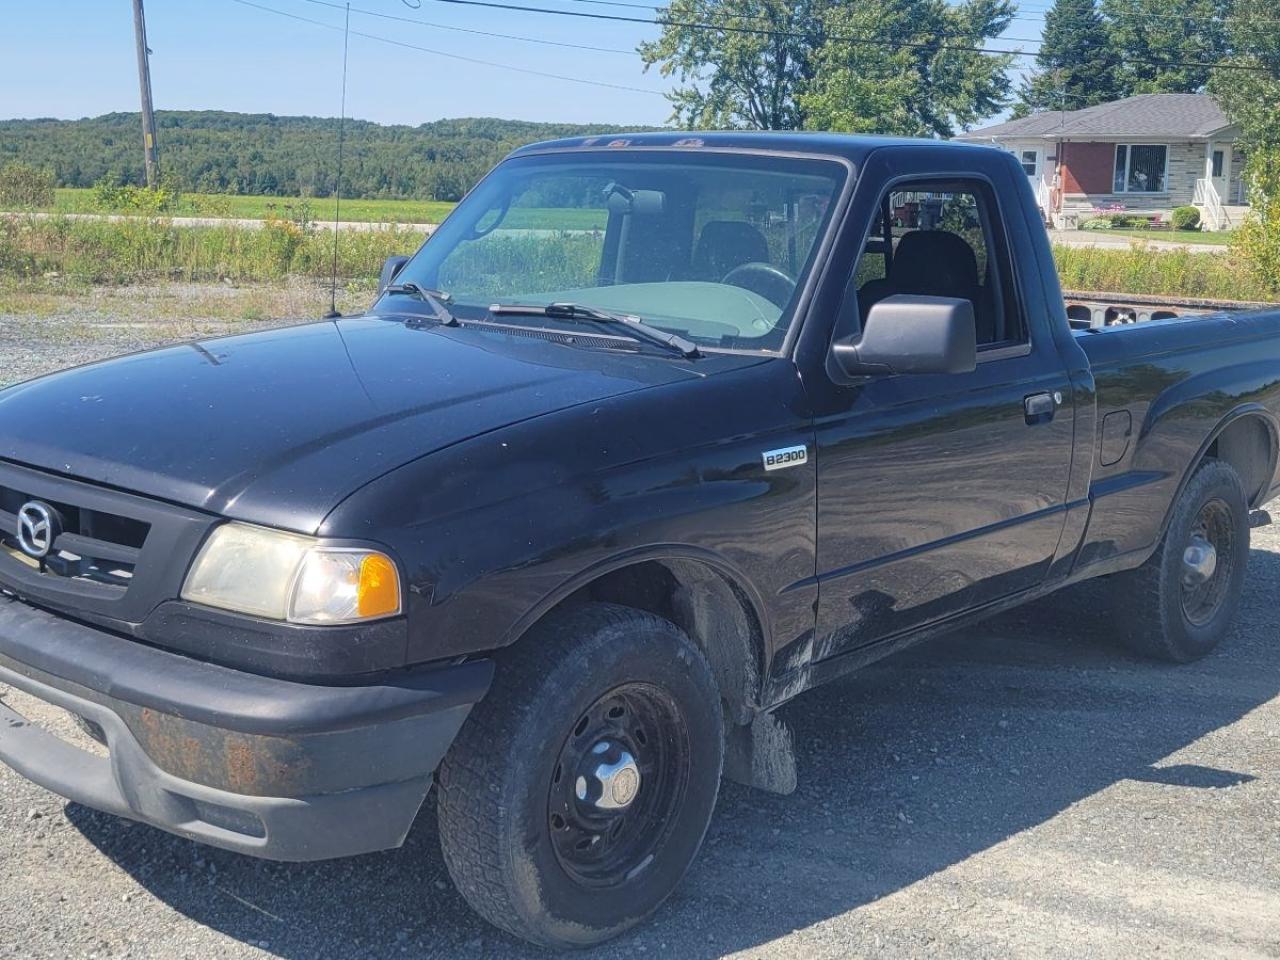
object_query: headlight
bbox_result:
[181,522,402,624]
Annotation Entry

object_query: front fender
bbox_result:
[320,359,817,671]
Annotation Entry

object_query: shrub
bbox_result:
[0,162,55,208]
[1233,147,1280,299]
[90,177,181,215]
[1079,218,1112,230]
[1106,213,1137,229]
[1171,206,1201,231]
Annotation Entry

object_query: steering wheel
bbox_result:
[720,261,796,309]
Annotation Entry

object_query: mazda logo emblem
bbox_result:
[17,501,60,560]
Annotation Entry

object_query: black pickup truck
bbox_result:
[2,133,1278,948]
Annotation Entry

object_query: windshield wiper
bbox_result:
[488,302,700,359]
[383,281,459,326]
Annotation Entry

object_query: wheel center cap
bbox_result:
[576,742,641,811]
[1182,536,1218,588]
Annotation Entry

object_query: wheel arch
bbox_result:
[500,547,771,725]
[1202,408,1278,508]
[1175,405,1279,514]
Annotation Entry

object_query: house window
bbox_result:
[1020,150,1038,177]
[1212,150,1224,178]
[1113,144,1168,193]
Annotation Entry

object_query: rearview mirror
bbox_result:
[831,295,977,378]
[604,182,666,217]
[377,255,411,296]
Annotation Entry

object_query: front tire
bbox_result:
[1110,458,1250,662]
[436,602,724,948]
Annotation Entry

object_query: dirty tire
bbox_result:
[436,602,724,949]
[1109,458,1250,662]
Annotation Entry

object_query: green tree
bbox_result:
[639,0,820,130]
[1212,0,1280,295]
[639,0,1014,136]
[1210,0,1280,151]
[1102,0,1230,95]
[1014,0,1118,117]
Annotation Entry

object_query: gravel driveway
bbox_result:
[2,303,1278,959]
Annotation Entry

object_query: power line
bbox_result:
[295,0,639,53]
[409,0,1036,58]
[227,0,669,93]
[506,0,1280,30]
[552,0,1280,30]
[399,0,1279,72]
[301,0,1046,47]
[1013,1,1280,26]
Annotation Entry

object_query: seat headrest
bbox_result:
[694,220,771,280]
[889,231,980,296]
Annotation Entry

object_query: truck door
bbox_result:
[812,177,1074,658]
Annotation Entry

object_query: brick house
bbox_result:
[956,93,1249,231]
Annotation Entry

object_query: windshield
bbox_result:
[389,150,847,352]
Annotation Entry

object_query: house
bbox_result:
[956,93,1248,231]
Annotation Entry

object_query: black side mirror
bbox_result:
[831,294,977,378]
[377,255,411,297]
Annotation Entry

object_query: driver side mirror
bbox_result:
[377,255,411,297]
[831,295,977,379]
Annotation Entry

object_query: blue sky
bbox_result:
[0,0,1046,127]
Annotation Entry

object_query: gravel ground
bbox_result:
[2,299,1279,959]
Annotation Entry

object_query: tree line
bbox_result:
[0,112,637,202]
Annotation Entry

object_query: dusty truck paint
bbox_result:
[0,132,1278,947]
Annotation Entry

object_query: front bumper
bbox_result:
[0,595,492,861]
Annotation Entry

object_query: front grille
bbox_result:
[0,482,150,590]
[0,459,215,626]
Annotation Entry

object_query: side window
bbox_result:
[846,179,1026,350]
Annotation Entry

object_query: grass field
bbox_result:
[1101,227,1237,246]
[16,188,458,225]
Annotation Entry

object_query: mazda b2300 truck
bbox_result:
[2,133,1278,948]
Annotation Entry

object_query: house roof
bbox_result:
[956,94,1236,141]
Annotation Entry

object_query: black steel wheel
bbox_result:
[437,602,724,948]
[1111,458,1250,662]
[547,683,691,888]
[1179,498,1237,627]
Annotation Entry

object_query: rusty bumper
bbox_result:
[0,595,492,861]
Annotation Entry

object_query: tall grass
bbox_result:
[2,214,1276,304]
[1051,244,1275,302]
[0,214,427,284]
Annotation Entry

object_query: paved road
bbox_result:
[1,310,1278,959]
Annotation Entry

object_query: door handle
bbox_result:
[1024,391,1057,425]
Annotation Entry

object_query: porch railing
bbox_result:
[1193,178,1229,231]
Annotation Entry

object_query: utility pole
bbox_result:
[131,0,159,188]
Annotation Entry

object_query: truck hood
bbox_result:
[0,317,709,532]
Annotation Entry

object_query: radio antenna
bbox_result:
[323,2,351,319]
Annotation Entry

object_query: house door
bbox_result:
[1209,143,1231,202]
[1006,142,1045,208]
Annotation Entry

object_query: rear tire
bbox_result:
[1109,459,1250,662]
[436,602,724,948]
